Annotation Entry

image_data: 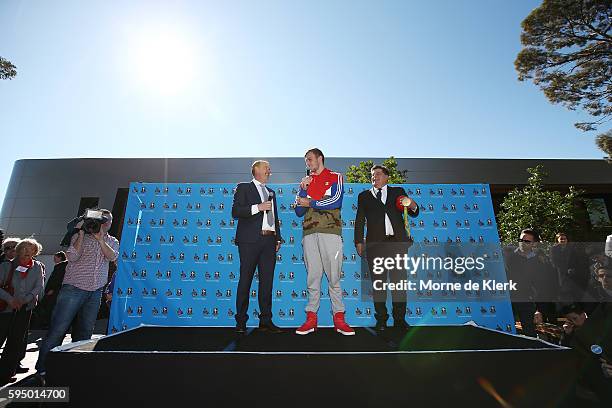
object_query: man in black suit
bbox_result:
[232,160,282,334]
[354,165,419,331]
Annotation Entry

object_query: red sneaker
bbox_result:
[333,312,355,336]
[296,311,317,335]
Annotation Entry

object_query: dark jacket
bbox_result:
[504,248,558,302]
[550,244,589,290]
[45,260,67,295]
[354,185,419,243]
[560,303,612,402]
[232,181,282,244]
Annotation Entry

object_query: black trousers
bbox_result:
[366,240,410,324]
[0,308,32,380]
[511,302,537,337]
[235,235,276,325]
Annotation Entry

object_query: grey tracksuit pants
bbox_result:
[302,232,345,314]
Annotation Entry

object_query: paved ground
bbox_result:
[0,319,108,406]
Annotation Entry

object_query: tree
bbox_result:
[497,165,589,243]
[345,156,406,183]
[515,0,612,158]
[0,57,17,80]
[595,129,612,162]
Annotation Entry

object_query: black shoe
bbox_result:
[35,372,46,386]
[393,319,410,330]
[374,321,387,332]
[235,324,247,335]
[15,365,29,374]
[0,375,17,385]
[259,322,282,333]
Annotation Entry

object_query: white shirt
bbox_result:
[371,185,394,236]
[250,178,275,232]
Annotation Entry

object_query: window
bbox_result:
[77,197,99,217]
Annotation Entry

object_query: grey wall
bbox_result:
[1,157,610,254]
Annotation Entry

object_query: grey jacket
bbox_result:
[0,260,45,312]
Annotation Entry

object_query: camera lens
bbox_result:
[83,219,101,233]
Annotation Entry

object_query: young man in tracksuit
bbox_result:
[294,148,354,335]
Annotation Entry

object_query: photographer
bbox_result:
[559,303,612,404]
[35,209,119,380]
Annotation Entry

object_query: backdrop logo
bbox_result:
[110,183,514,333]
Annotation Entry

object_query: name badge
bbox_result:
[16,266,29,273]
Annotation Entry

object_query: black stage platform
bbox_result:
[43,325,580,407]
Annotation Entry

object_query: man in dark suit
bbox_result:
[232,160,282,334]
[354,165,419,331]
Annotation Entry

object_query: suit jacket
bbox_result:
[232,181,282,244]
[354,186,419,243]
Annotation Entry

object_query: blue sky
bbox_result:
[0,0,605,205]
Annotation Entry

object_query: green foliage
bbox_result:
[497,165,590,243]
[0,57,17,80]
[345,157,406,184]
[514,0,612,132]
[595,130,612,162]
[585,197,612,227]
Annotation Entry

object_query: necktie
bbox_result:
[260,185,274,226]
[376,188,382,203]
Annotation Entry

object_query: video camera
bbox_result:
[80,209,109,234]
[60,209,110,247]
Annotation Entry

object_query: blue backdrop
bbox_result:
[108,183,515,334]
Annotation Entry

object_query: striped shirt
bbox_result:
[64,233,119,291]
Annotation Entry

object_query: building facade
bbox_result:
[1,157,611,254]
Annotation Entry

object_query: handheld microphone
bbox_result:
[306,168,311,176]
[265,191,273,215]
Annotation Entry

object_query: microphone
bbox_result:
[265,190,274,216]
[306,168,311,176]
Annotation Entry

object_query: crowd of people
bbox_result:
[0,167,610,403]
[0,208,119,386]
[505,230,611,335]
[504,228,612,403]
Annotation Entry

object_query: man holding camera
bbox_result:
[559,303,612,404]
[35,209,119,379]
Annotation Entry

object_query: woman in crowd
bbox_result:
[0,238,20,263]
[0,238,45,384]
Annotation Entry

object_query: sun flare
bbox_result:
[125,24,199,96]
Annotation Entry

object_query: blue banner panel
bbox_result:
[108,183,515,333]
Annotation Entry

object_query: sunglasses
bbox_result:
[598,274,612,279]
[3,246,16,251]
[518,239,534,243]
